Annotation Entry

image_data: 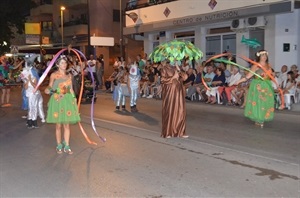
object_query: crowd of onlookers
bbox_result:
[104,53,300,110]
[1,53,299,110]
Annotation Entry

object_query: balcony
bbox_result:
[63,0,87,10]
[30,4,53,16]
[125,0,177,11]
[59,23,88,37]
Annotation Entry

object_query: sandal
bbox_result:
[64,145,73,155]
[56,143,63,154]
[62,141,73,154]
[255,122,264,128]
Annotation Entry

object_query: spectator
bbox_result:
[218,65,242,105]
[183,68,195,90]
[278,65,288,88]
[185,65,205,101]
[205,67,226,104]
[196,65,215,101]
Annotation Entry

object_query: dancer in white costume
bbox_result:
[128,63,141,112]
[115,66,129,111]
[21,54,45,128]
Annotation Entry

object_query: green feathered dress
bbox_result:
[244,75,275,123]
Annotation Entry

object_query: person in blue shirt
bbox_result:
[205,67,226,104]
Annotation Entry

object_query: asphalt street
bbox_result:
[0,87,299,197]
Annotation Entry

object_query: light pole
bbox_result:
[60,6,65,48]
[120,0,124,58]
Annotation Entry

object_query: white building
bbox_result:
[124,0,300,72]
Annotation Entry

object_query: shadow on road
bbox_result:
[114,109,159,126]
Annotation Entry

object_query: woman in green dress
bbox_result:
[236,50,274,128]
[45,57,80,154]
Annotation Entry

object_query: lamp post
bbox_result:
[60,6,65,48]
[120,0,124,58]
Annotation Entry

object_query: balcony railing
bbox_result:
[125,0,177,11]
[30,4,53,16]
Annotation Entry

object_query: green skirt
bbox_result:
[244,79,275,123]
[46,93,81,124]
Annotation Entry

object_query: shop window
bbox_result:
[249,29,264,60]
[174,31,195,44]
[42,21,53,31]
[206,34,236,59]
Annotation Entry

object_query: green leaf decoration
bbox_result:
[149,40,203,66]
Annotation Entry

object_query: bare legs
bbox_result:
[1,88,10,105]
[55,123,72,154]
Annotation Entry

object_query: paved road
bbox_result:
[0,88,299,197]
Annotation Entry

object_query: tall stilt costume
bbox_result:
[128,63,141,112]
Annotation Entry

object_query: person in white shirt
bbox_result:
[87,54,99,89]
[278,65,288,88]
[218,65,241,105]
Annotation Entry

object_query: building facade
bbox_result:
[124,0,300,72]
[12,0,143,76]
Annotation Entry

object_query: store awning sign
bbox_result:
[26,35,40,44]
[25,23,41,35]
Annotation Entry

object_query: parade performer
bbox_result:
[160,61,189,138]
[45,56,80,154]
[128,62,141,112]
[21,54,45,128]
[235,50,274,128]
[114,66,130,111]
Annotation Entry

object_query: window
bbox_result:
[206,34,236,59]
[42,21,53,31]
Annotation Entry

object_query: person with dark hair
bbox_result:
[45,57,80,154]
[235,50,274,128]
[205,67,226,104]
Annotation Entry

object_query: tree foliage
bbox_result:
[0,0,36,55]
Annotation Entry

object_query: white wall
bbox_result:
[271,10,299,71]
[126,0,291,27]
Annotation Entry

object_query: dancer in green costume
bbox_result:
[45,57,80,154]
[236,50,274,128]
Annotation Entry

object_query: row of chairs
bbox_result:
[190,88,300,110]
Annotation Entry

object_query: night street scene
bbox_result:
[0,0,300,197]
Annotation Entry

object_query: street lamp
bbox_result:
[60,6,66,48]
[119,0,123,58]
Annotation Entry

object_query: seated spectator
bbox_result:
[196,65,215,101]
[278,65,288,88]
[218,62,231,83]
[231,70,252,108]
[147,70,161,98]
[206,67,226,104]
[183,68,195,90]
[218,65,242,105]
[185,65,205,101]
[282,71,296,94]
[141,67,156,97]
[290,64,299,79]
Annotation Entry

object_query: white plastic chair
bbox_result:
[191,93,201,101]
[284,87,298,110]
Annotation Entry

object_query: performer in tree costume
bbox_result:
[235,50,274,128]
[45,56,80,154]
[128,62,141,112]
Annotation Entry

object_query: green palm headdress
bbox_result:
[149,40,203,65]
